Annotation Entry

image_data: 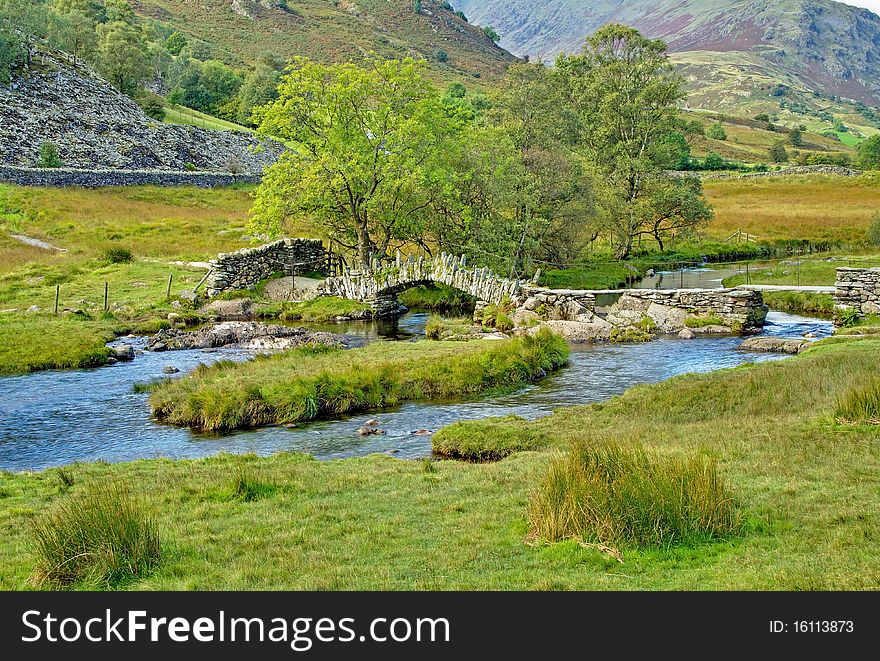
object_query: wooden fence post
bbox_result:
[54,285,60,315]
[166,273,173,300]
[103,282,108,312]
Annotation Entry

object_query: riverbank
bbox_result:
[149,330,569,431]
[0,328,876,590]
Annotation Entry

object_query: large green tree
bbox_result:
[250,57,468,267]
[858,135,880,170]
[556,24,705,259]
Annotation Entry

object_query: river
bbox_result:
[0,308,832,471]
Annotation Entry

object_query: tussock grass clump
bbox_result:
[29,483,159,588]
[529,442,740,549]
[150,329,569,431]
[225,469,277,502]
[834,380,880,424]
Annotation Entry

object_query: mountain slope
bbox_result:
[134,0,517,84]
[451,0,880,105]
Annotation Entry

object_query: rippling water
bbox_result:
[0,310,832,471]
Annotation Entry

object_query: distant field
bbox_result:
[162,105,252,133]
[704,175,880,243]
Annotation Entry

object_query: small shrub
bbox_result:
[436,50,448,63]
[183,162,197,172]
[103,247,134,264]
[422,458,437,473]
[494,313,513,333]
[834,307,861,328]
[29,483,160,588]
[528,442,740,548]
[138,93,166,121]
[835,381,880,424]
[37,142,62,168]
[483,26,500,42]
[707,122,727,141]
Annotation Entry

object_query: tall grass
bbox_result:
[834,380,880,424]
[29,483,160,588]
[150,329,569,431]
[529,442,740,549]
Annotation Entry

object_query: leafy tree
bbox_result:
[638,176,712,251]
[768,141,788,163]
[0,26,27,84]
[236,64,280,125]
[483,26,500,42]
[556,24,701,259]
[47,7,98,61]
[788,126,804,147]
[702,152,726,170]
[754,113,770,123]
[490,63,593,275]
[446,82,466,99]
[656,132,691,170]
[38,141,62,168]
[858,135,880,170]
[165,31,187,56]
[96,20,150,94]
[706,121,726,140]
[251,57,468,267]
[455,10,468,22]
[168,58,241,117]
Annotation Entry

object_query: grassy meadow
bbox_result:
[2,331,879,590]
[704,174,880,243]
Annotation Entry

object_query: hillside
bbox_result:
[134,0,517,84]
[0,49,281,171]
[451,0,880,111]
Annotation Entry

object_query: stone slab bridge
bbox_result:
[317,252,770,335]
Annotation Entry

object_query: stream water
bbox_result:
[0,307,832,471]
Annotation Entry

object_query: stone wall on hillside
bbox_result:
[0,165,260,188]
[205,239,327,296]
[835,267,880,320]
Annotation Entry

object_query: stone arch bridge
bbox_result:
[318,252,523,317]
[317,252,769,334]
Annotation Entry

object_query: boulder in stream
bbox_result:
[739,337,811,354]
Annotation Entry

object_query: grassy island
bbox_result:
[149,329,569,431]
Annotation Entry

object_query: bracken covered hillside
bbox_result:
[0,48,283,172]
[133,0,517,84]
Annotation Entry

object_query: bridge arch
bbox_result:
[317,253,524,317]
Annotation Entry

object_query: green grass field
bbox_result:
[1,331,878,590]
[704,175,880,243]
[162,105,253,133]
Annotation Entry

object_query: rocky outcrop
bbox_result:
[739,337,810,354]
[834,267,880,322]
[206,239,327,297]
[147,322,347,352]
[0,50,282,173]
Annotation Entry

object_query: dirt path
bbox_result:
[9,234,67,252]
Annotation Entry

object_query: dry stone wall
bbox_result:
[205,239,326,296]
[0,165,260,188]
[835,267,880,320]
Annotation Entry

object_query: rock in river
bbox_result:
[739,337,811,354]
[147,322,347,352]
